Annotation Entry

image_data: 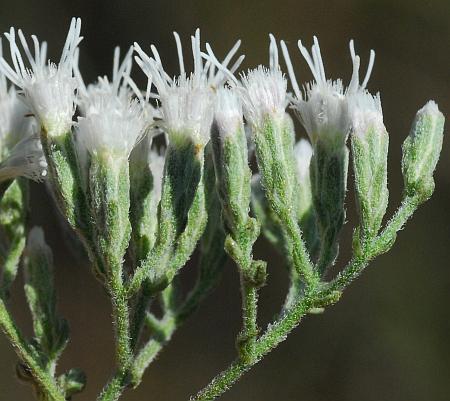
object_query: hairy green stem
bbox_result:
[238,281,258,359]
[130,284,153,351]
[131,313,176,385]
[97,273,132,401]
[0,298,65,401]
[281,212,318,287]
[191,195,421,400]
[97,372,128,401]
[108,270,132,373]
[329,195,419,292]
[190,292,316,401]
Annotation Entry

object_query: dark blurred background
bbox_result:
[0,0,449,400]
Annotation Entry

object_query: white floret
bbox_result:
[0,18,82,135]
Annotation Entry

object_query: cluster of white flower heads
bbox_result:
[0,16,399,185]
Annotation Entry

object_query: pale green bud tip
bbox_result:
[402,100,445,199]
[148,149,165,201]
[417,100,441,119]
[294,139,313,181]
[26,226,47,255]
[214,87,243,138]
[349,91,385,138]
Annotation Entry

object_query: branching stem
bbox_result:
[0,298,66,401]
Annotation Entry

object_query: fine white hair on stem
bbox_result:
[0,18,83,135]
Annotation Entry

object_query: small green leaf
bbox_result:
[59,368,87,398]
[23,227,68,367]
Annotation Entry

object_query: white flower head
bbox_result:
[0,41,47,183]
[134,29,244,146]
[214,87,243,139]
[237,34,288,128]
[293,138,313,181]
[76,46,148,159]
[0,18,82,135]
[281,37,376,146]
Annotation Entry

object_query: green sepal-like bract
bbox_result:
[351,125,389,241]
[253,114,298,217]
[150,140,205,289]
[58,368,87,399]
[310,138,349,275]
[129,136,161,264]
[212,122,261,272]
[250,174,285,249]
[176,144,227,322]
[0,179,27,297]
[128,138,207,296]
[402,101,445,203]
[40,131,89,235]
[212,122,252,236]
[23,227,69,372]
[88,153,131,278]
[252,113,316,287]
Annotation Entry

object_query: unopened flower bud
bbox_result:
[402,101,444,202]
[212,88,251,234]
[349,91,389,238]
